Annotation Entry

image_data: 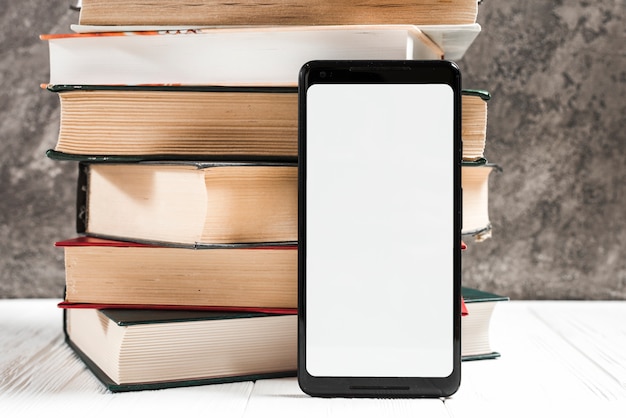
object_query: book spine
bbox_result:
[76,163,88,234]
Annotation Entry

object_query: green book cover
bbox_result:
[460,287,509,362]
[462,287,509,304]
[63,309,297,392]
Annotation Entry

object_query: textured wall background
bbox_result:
[0,1,624,299]
[460,1,625,300]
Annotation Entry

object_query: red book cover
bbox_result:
[57,237,465,315]
[58,301,296,315]
[56,236,298,312]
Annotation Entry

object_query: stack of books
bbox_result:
[458,57,510,362]
[42,0,505,392]
[461,89,501,242]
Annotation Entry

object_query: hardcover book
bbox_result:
[74,162,297,247]
[461,287,509,361]
[76,0,479,27]
[56,236,297,309]
[41,25,480,86]
[47,84,298,159]
[64,308,297,392]
[462,90,491,162]
[63,286,501,392]
[462,162,501,241]
[46,85,488,161]
[55,158,491,245]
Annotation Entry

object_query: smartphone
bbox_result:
[298,60,462,398]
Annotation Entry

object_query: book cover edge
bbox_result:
[63,312,296,392]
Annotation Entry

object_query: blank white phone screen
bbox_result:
[306,83,454,377]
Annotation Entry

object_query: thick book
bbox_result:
[462,161,501,242]
[76,0,479,26]
[63,286,499,393]
[46,85,487,161]
[63,308,297,392]
[462,90,491,162]
[56,236,297,309]
[57,236,466,312]
[47,85,298,160]
[41,25,480,86]
[461,287,509,361]
[58,157,490,244]
[74,161,297,247]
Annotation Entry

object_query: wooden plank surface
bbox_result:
[0,299,255,417]
[243,377,449,418]
[446,301,626,418]
[2,300,625,417]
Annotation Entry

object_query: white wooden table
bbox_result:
[1,300,625,417]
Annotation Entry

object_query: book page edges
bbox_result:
[63,24,478,60]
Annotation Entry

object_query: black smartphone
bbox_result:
[298,60,462,398]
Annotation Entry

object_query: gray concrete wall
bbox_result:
[1,1,624,299]
[460,1,625,299]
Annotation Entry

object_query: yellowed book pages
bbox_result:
[462,164,496,241]
[55,88,298,158]
[62,241,297,308]
[52,87,489,160]
[462,91,490,161]
[85,163,297,246]
[66,309,297,387]
[78,0,478,26]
